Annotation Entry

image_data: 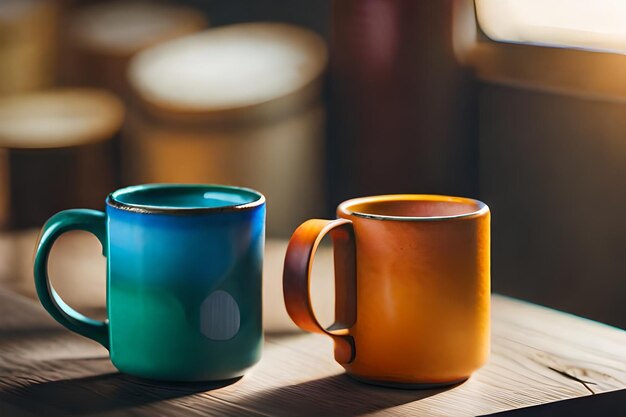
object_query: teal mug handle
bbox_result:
[34,209,109,349]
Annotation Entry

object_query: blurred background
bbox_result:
[0,0,624,330]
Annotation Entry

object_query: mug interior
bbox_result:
[339,195,487,221]
[108,184,264,212]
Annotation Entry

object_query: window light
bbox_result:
[475,0,626,54]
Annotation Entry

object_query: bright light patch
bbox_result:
[475,0,626,54]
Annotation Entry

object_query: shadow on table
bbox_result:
[0,356,461,416]
[206,373,462,417]
[0,363,241,416]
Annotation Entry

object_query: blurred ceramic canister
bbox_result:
[126,23,328,237]
[0,88,124,230]
[0,0,58,95]
[62,0,207,97]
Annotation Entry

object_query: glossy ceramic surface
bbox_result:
[34,184,265,381]
[284,194,490,386]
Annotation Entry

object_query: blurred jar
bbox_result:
[0,88,123,306]
[126,23,328,238]
[62,0,207,98]
[0,0,59,95]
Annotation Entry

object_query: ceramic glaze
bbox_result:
[284,194,490,387]
[34,184,265,382]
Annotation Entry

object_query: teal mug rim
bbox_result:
[106,183,266,215]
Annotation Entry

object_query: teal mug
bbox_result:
[34,184,265,381]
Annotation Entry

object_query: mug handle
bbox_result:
[34,209,109,349]
[283,219,356,364]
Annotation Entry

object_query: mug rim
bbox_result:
[106,183,265,214]
[338,194,489,222]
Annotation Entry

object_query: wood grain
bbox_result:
[0,287,625,416]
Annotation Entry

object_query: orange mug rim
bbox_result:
[337,194,489,222]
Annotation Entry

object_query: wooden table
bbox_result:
[1,287,625,416]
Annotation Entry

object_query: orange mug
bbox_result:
[283,195,490,387]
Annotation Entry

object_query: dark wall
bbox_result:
[480,83,626,328]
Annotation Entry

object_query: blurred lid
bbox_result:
[0,89,124,149]
[128,23,328,122]
[67,0,207,56]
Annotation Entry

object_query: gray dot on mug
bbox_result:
[200,290,240,341]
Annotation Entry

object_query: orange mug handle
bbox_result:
[283,219,356,364]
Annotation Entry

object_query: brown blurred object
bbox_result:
[327,0,477,206]
[61,0,207,98]
[126,23,328,237]
[0,0,59,95]
[0,88,124,230]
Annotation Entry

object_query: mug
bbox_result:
[283,194,490,387]
[34,184,265,382]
